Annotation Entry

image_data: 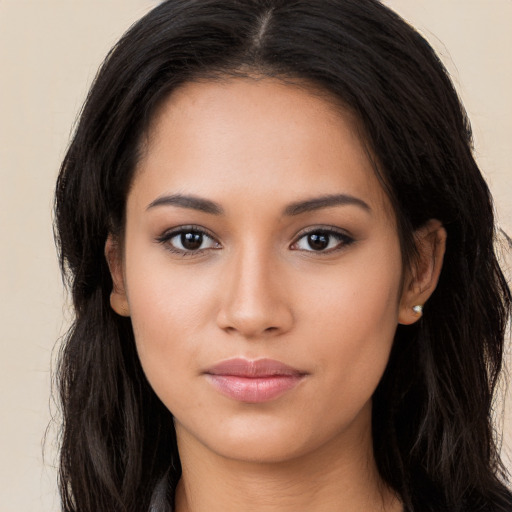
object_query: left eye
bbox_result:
[292,230,353,252]
[159,229,220,254]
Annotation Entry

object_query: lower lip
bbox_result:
[206,374,304,403]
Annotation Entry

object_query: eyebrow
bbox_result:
[283,194,371,216]
[146,192,371,216]
[146,194,224,215]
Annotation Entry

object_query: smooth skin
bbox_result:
[106,78,446,512]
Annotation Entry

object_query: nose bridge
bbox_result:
[217,240,293,338]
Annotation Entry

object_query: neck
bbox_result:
[173,405,402,512]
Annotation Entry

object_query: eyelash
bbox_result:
[156,225,355,256]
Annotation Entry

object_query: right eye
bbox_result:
[157,227,221,255]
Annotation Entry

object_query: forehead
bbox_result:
[132,78,394,221]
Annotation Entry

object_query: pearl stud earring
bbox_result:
[412,305,423,315]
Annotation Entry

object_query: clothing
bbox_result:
[149,471,172,512]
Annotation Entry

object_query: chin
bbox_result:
[177,409,358,466]
[210,434,313,465]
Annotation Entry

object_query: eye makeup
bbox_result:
[155,224,355,258]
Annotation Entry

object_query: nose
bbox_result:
[216,246,294,339]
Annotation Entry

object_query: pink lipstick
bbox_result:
[204,358,306,403]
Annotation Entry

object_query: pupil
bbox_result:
[181,232,203,250]
[308,232,329,251]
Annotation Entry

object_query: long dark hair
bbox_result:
[54,1,512,511]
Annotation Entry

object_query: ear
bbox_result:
[105,235,130,317]
[398,219,446,325]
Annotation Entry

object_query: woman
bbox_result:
[54,1,512,511]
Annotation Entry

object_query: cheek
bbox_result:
[299,247,402,400]
[122,248,220,398]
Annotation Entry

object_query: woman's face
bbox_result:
[110,78,415,464]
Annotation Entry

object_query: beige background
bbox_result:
[0,1,510,511]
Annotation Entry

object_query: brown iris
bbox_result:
[181,232,203,250]
[307,232,330,251]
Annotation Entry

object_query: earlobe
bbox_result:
[398,219,446,325]
[110,293,130,317]
[105,235,130,317]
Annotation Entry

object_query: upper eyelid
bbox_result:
[157,224,350,235]
[292,225,353,240]
[157,225,218,241]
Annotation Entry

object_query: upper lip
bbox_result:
[205,358,306,378]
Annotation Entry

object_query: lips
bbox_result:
[204,358,306,403]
